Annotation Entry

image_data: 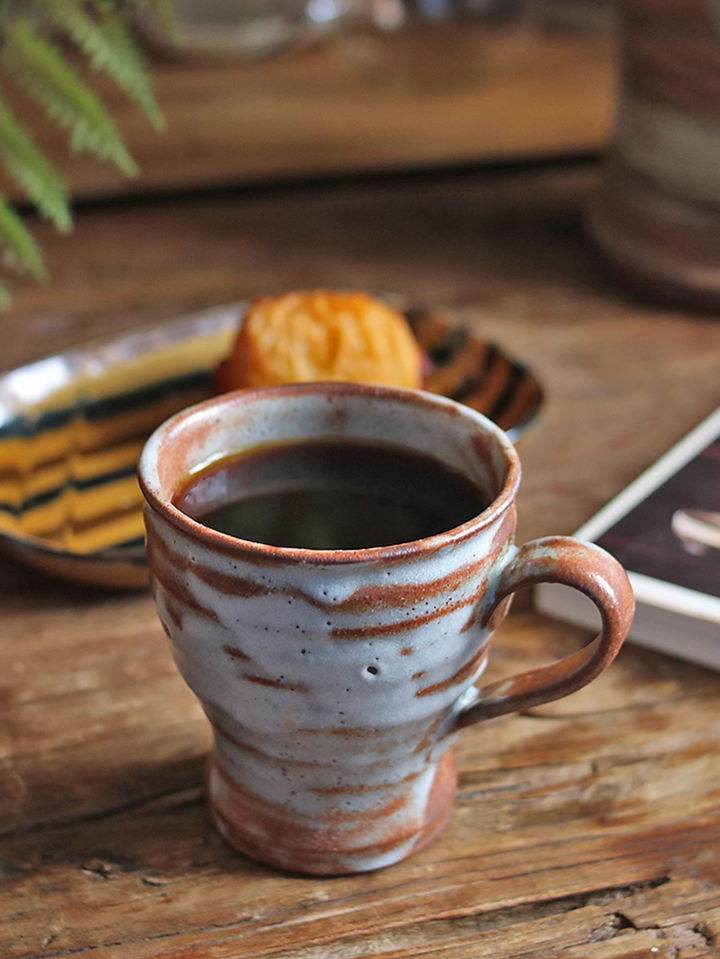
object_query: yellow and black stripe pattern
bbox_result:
[0,305,240,586]
[0,301,542,587]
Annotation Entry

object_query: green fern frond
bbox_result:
[0,195,48,283]
[0,89,71,232]
[43,0,164,130]
[0,1,169,303]
[2,17,138,176]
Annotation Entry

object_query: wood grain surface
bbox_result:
[2,161,720,957]
[9,23,614,200]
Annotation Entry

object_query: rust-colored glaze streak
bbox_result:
[484,593,513,633]
[147,529,497,640]
[489,505,516,558]
[222,644,251,661]
[151,537,271,600]
[331,576,487,639]
[209,758,441,874]
[145,530,220,623]
[409,751,456,854]
[339,558,489,613]
[300,724,407,739]
[324,791,410,825]
[212,802,427,874]
[161,594,185,630]
[309,769,422,796]
[192,563,270,600]
[241,674,309,693]
[413,713,444,755]
[160,535,491,618]
[208,717,326,768]
[416,646,489,698]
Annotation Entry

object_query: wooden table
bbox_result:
[2,158,720,957]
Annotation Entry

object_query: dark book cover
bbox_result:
[536,406,720,669]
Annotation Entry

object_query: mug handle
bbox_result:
[455,536,635,729]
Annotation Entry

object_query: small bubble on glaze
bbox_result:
[365,665,379,678]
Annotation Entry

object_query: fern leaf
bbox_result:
[2,18,138,176]
[0,195,48,283]
[43,0,164,130]
[0,90,71,232]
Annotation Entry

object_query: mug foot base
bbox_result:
[206,750,457,876]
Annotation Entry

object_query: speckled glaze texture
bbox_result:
[139,383,634,875]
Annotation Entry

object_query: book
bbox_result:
[535,404,720,670]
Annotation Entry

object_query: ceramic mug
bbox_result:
[138,382,634,875]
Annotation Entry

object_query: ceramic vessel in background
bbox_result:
[589,0,720,310]
[139,383,634,875]
[136,0,530,62]
[136,0,342,62]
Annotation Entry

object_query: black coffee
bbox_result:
[174,439,487,550]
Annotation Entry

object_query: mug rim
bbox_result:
[138,381,522,565]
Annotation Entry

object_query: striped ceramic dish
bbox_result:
[0,299,542,588]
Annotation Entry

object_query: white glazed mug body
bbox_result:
[139,383,633,874]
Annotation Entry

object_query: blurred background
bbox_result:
[10,0,615,202]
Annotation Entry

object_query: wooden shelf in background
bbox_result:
[14,24,615,201]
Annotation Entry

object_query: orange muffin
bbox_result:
[217,290,425,391]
